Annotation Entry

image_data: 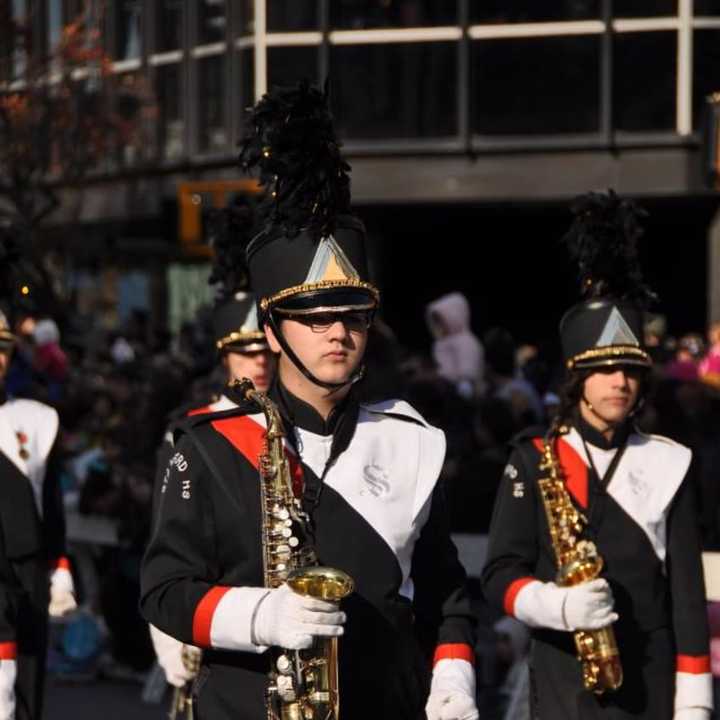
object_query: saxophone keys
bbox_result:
[276,655,293,675]
[288,537,300,548]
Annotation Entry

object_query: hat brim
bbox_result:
[272,286,378,314]
[216,331,268,352]
[568,346,652,371]
[220,340,270,354]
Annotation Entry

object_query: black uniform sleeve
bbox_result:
[151,435,175,533]
[141,434,222,645]
[666,471,710,661]
[0,526,19,648]
[42,439,67,561]
[411,483,475,656]
[481,445,541,616]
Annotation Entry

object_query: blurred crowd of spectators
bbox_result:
[6,294,720,717]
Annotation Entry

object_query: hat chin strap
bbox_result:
[268,312,364,394]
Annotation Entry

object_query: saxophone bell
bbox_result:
[556,548,623,694]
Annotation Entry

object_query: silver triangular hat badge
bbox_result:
[304,235,360,284]
[234,291,260,332]
[242,303,259,333]
[596,306,639,347]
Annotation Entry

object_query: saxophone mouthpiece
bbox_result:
[233,377,257,400]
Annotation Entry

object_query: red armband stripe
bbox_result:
[52,557,71,571]
[433,643,475,666]
[503,577,535,616]
[0,642,17,660]
[676,654,711,674]
[192,586,232,648]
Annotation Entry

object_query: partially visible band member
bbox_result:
[149,201,274,696]
[482,191,711,720]
[0,247,75,720]
[141,81,477,720]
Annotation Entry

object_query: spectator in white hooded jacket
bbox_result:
[426,292,485,399]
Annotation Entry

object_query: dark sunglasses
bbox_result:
[282,310,373,334]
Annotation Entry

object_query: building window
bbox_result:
[695,1,720,14]
[612,1,676,17]
[267,1,318,32]
[330,1,458,29]
[198,0,227,45]
[470,1,600,24]
[472,35,601,136]
[157,63,184,161]
[197,55,227,153]
[693,30,720,131]
[267,46,318,89]
[114,0,141,61]
[236,48,254,131]
[155,0,183,53]
[238,0,254,35]
[330,42,457,139]
[614,32,676,131]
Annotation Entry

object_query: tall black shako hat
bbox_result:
[240,80,379,390]
[560,190,656,371]
[207,196,268,354]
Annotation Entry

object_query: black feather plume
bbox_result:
[238,79,351,240]
[206,195,257,302]
[563,189,657,307]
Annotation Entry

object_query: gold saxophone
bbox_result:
[537,432,623,694]
[234,378,354,720]
[168,645,202,720]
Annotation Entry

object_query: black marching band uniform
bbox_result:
[0,243,74,720]
[141,83,475,720]
[482,193,712,719]
[149,200,272,687]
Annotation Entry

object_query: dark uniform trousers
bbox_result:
[482,426,710,720]
[142,394,475,720]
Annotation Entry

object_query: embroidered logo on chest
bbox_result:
[627,468,650,499]
[360,464,390,498]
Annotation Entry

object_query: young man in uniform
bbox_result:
[141,82,477,720]
[0,308,75,720]
[482,192,711,720]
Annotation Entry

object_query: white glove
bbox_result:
[251,584,345,650]
[49,566,77,618]
[563,579,617,631]
[514,579,617,632]
[0,660,16,720]
[426,659,478,720]
[674,710,712,720]
[149,625,198,688]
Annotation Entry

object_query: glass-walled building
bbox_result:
[40,0,720,161]
[3,0,720,339]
